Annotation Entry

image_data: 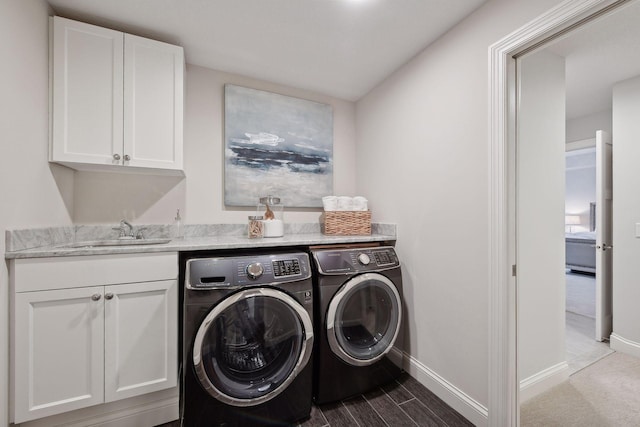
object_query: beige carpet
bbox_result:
[521,352,640,426]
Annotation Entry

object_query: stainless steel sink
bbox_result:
[61,238,172,248]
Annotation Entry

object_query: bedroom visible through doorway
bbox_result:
[564,144,613,374]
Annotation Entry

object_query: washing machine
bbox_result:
[311,245,404,404]
[181,251,314,426]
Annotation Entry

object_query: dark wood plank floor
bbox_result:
[157,373,474,426]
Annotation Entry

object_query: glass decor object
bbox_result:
[259,196,284,237]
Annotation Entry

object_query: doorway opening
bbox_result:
[488,0,640,425]
[564,143,613,375]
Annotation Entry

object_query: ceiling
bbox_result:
[46,0,489,101]
[544,0,640,120]
[46,0,640,118]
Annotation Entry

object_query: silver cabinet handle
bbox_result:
[123,154,131,161]
[105,293,114,300]
[91,293,102,301]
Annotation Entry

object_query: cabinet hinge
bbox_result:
[512,264,517,277]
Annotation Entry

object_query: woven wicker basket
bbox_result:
[323,211,371,235]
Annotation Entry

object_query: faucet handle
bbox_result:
[112,225,126,238]
[135,228,146,240]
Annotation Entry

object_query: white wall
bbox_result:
[517,50,567,398]
[565,149,596,231]
[611,75,640,356]
[355,0,563,413]
[0,1,74,425]
[564,111,603,228]
[73,66,357,225]
[566,109,612,142]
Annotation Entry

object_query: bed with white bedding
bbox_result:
[565,231,596,274]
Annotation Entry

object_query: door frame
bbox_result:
[488,0,630,425]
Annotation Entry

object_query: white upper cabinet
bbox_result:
[123,34,183,170]
[51,18,124,167]
[50,17,184,174]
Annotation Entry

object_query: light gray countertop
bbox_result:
[5,223,396,259]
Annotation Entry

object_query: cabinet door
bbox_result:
[123,34,184,170]
[13,287,105,423]
[51,17,124,166]
[104,280,178,402]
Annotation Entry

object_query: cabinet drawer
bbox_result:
[11,253,178,292]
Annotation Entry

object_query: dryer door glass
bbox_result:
[192,288,313,406]
[327,273,402,366]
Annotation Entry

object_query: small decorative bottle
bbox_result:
[173,209,184,239]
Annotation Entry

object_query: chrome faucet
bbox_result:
[114,219,135,239]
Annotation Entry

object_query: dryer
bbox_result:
[311,245,404,404]
[181,251,314,426]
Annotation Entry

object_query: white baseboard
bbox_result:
[404,353,488,427]
[519,361,569,403]
[610,333,640,359]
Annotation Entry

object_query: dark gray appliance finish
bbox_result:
[181,251,314,427]
[311,245,404,405]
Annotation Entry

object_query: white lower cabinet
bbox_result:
[104,280,178,402]
[11,253,178,424]
[14,287,105,421]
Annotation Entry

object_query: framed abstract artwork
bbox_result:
[224,84,333,207]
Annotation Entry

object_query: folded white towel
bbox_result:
[323,195,368,211]
[352,196,368,211]
[322,196,338,211]
[337,196,353,211]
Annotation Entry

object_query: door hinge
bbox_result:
[512,264,517,277]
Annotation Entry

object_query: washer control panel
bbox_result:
[313,246,399,275]
[186,252,311,289]
[245,262,264,280]
[357,253,371,265]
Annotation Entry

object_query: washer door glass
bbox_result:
[327,273,401,366]
[193,288,313,407]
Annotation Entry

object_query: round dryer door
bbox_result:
[327,272,402,366]
[192,287,313,407]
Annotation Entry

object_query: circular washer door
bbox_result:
[193,287,313,407]
[327,272,402,366]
